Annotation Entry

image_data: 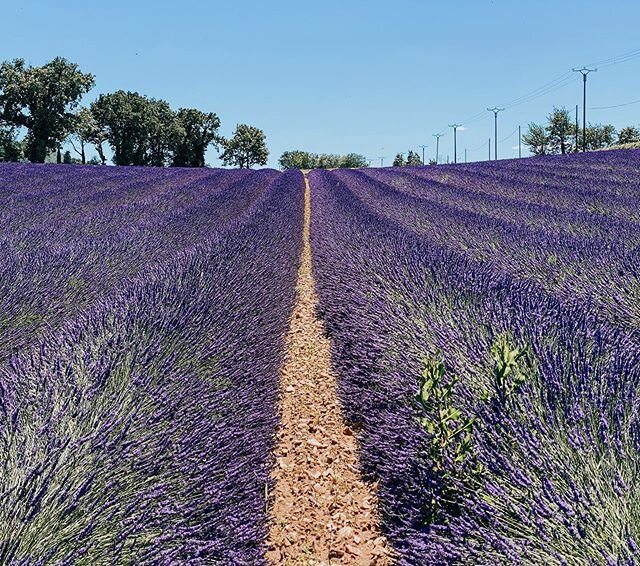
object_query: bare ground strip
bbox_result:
[266,176,391,565]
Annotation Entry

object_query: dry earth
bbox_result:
[266,176,392,565]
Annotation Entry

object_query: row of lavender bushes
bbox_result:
[0,165,304,563]
[310,150,640,564]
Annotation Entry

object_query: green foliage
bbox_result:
[70,107,107,165]
[546,107,576,155]
[416,357,475,473]
[415,356,480,524]
[171,108,220,167]
[0,57,94,163]
[523,106,622,156]
[581,123,617,150]
[279,151,367,170]
[617,125,640,145]
[523,108,576,155]
[339,153,368,168]
[91,91,179,166]
[392,151,422,167]
[279,150,315,169]
[490,332,533,403]
[406,150,422,166]
[522,122,548,156]
[0,123,22,162]
[219,124,269,169]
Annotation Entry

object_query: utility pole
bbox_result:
[379,156,385,167]
[432,133,443,164]
[488,138,491,160]
[572,67,596,151]
[487,107,504,160]
[418,144,428,165]
[448,124,461,164]
[575,104,579,152]
[464,148,467,163]
[518,125,522,158]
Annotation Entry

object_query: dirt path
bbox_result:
[266,175,391,565]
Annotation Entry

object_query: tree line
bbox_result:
[279,151,368,170]
[393,150,422,167]
[523,107,640,156]
[0,57,269,168]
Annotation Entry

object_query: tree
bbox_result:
[279,150,368,170]
[91,91,176,166]
[339,153,368,168]
[171,108,220,167]
[92,91,145,165]
[0,57,94,163]
[522,123,549,156]
[393,153,405,166]
[279,150,315,169]
[68,107,103,165]
[546,107,575,155]
[219,124,268,168]
[315,154,341,168]
[582,124,616,151]
[0,123,22,162]
[406,150,422,166]
[146,98,177,167]
[617,126,640,145]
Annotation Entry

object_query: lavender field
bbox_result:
[1,150,639,565]
[0,164,304,563]
[311,149,640,564]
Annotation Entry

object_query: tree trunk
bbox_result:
[25,135,49,163]
[96,143,106,165]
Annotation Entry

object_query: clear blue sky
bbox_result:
[2,0,639,167]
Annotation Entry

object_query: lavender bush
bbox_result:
[310,150,640,565]
[0,165,304,563]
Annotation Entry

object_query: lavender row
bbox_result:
[0,166,279,359]
[310,161,640,564]
[330,163,640,333]
[0,168,304,563]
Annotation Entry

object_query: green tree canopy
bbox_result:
[393,153,406,167]
[279,150,316,169]
[68,107,104,165]
[546,107,576,155]
[339,153,368,168]
[617,126,640,145]
[91,91,178,166]
[522,123,548,156]
[581,124,616,151]
[0,123,22,162]
[279,151,369,170]
[0,57,94,163]
[171,108,220,167]
[406,150,422,166]
[219,124,268,168]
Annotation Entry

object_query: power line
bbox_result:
[499,126,519,143]
[585,47,640,69]
[589,98,640,110]
[432,46,640,158]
